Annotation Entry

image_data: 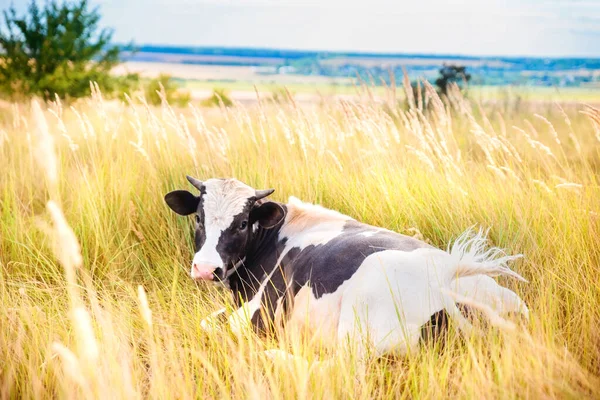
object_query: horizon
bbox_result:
[2,0,600,59]
[127,43,600,61]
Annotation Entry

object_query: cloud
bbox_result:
[571,28,600,36]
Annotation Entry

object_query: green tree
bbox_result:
[0,0,137,100]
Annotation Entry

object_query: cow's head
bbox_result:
[164,176,285,281]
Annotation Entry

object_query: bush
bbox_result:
[144,74,190,107]
[0,0,137,101]
[201,88,233,107]
[269,87,295,104]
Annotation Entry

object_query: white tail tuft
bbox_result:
[437,228,528,337]
[448,228,527,282]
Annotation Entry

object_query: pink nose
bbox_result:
[192,263,216,280]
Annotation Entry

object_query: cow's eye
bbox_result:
[239,220,248,230]
[195,215,201,224]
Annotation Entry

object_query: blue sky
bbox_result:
[3,0,600,57]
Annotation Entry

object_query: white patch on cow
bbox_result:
[360,230,380,237]
[200,307,227,333]
[228,301,260,335]
[192,225,224,270]
[357,227,395,238]
[278,196,352,262]
[191,179,255,268]
[286,284,344,347]
[203,179,255,229]
[336,248,460,355]
[286,196,351,225]
[273,296,285,329]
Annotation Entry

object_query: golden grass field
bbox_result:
[1,81,599,399]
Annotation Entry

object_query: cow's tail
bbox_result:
[449,227,527,282]
[440,228,528,334]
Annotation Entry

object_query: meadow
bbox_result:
[0,81,599,399]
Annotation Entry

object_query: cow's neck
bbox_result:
[228,204,287,305]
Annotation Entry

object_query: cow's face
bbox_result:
[165,176,285,281]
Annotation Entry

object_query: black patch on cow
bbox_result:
[420,303,476,347]
[249,288,285,336]
[228,207,289,307]
[226,208,291,337]
[214,200,255,270]
[281,221,430,298]
[420,309,449,345]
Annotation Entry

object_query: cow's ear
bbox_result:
[250,201,285,229]
[164,190,200,216]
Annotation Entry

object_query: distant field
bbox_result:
[113,61,352,85]
[114,61,600,104]
[184,79,600,100]
[470,86,600,103]
[185,80,600,106]
[320,56,513,68]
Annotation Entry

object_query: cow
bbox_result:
[164,176,528,357]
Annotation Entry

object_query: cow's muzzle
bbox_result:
[191,263,224,281]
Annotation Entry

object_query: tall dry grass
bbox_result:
[0,82,599,399]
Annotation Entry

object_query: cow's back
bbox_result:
[282,220,432,298]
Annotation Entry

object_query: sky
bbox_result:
[3,0,600,57]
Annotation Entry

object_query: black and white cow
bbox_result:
[165,176,528,356]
